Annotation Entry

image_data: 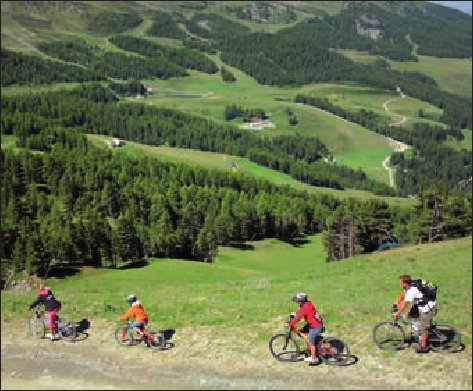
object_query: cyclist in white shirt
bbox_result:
[393,275,437,353]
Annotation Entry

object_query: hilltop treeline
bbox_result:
[146,10,188,39]
[295,94,472,195]
[87,11,143,34]
[108,35,218,74]
[0,49,104,86]
[0,84,394,195]
[4,35,219,86]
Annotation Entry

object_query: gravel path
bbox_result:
[1,318,471,390]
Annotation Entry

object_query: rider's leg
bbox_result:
[132,321,149,340]
[46,309,59,339]
[418,306,437,352]
[306,326,324,363]
[301,333,310,351]
[132,325,145,337]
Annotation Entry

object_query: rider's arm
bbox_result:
[119,307,134,321]
[28,296,42,310]
[393,293,405,306]
[288,306,307,329]
[394,300,409,316]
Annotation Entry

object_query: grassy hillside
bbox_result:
[3,0,468,190]
[2,235,471,368]
[336,49,473,99]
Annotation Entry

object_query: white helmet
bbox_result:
[126,294,137,303]
[291,292,308,302]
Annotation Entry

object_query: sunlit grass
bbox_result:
[336,49,472,98]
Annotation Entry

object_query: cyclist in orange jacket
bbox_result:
[119,294,150,343]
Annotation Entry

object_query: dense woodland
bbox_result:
[87,11,143,34]
[108,35,219,74]
[146,10,188,40]
[0,49,105,86]
[1,1,472,281]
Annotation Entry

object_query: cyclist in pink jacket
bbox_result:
[28,285,62,340]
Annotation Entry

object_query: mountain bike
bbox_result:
[28,307,76,342]
[373,308,461,353]
[269,324,350,366]
[114,320,166,350]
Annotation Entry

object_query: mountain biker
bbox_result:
[28,285,62,340]
[119,294,151,344]
[392,275,437,353]
[287,292,324,365]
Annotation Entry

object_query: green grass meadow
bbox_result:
[2,235,471,351]
[336,49,472,99]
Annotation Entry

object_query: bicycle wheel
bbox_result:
[28,314,45,339]
[373,321,405,350]
[57,317,77,342]
[319,336,351,366]
[114,325,135,346]
[269,333,301,362]
[147,330,166,350]
[429,323,461,353]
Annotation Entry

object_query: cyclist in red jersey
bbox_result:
[287,292,324,365]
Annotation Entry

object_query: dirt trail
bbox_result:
[381,89,410,187]
[2,318,471,390]
[382,88,407,127]
[382,137,410,187]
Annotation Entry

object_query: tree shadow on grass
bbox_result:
[117,260,149,270]
[287,237,311,247]
[46,267,81,278]
[228,242,255,251]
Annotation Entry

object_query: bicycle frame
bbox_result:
[373,311,461,353]
[269,327,350,365]
[393,315,418,335]
[29,307,76,342]
[292,330,334,354]
[122,320,150,337]
[116,320,165,349]
[34,308,61,332]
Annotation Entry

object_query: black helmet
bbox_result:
[291,292,308,302]
[126,294,137,303]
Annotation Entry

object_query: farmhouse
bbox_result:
[239,118,275,130]
[105,138,126,148]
